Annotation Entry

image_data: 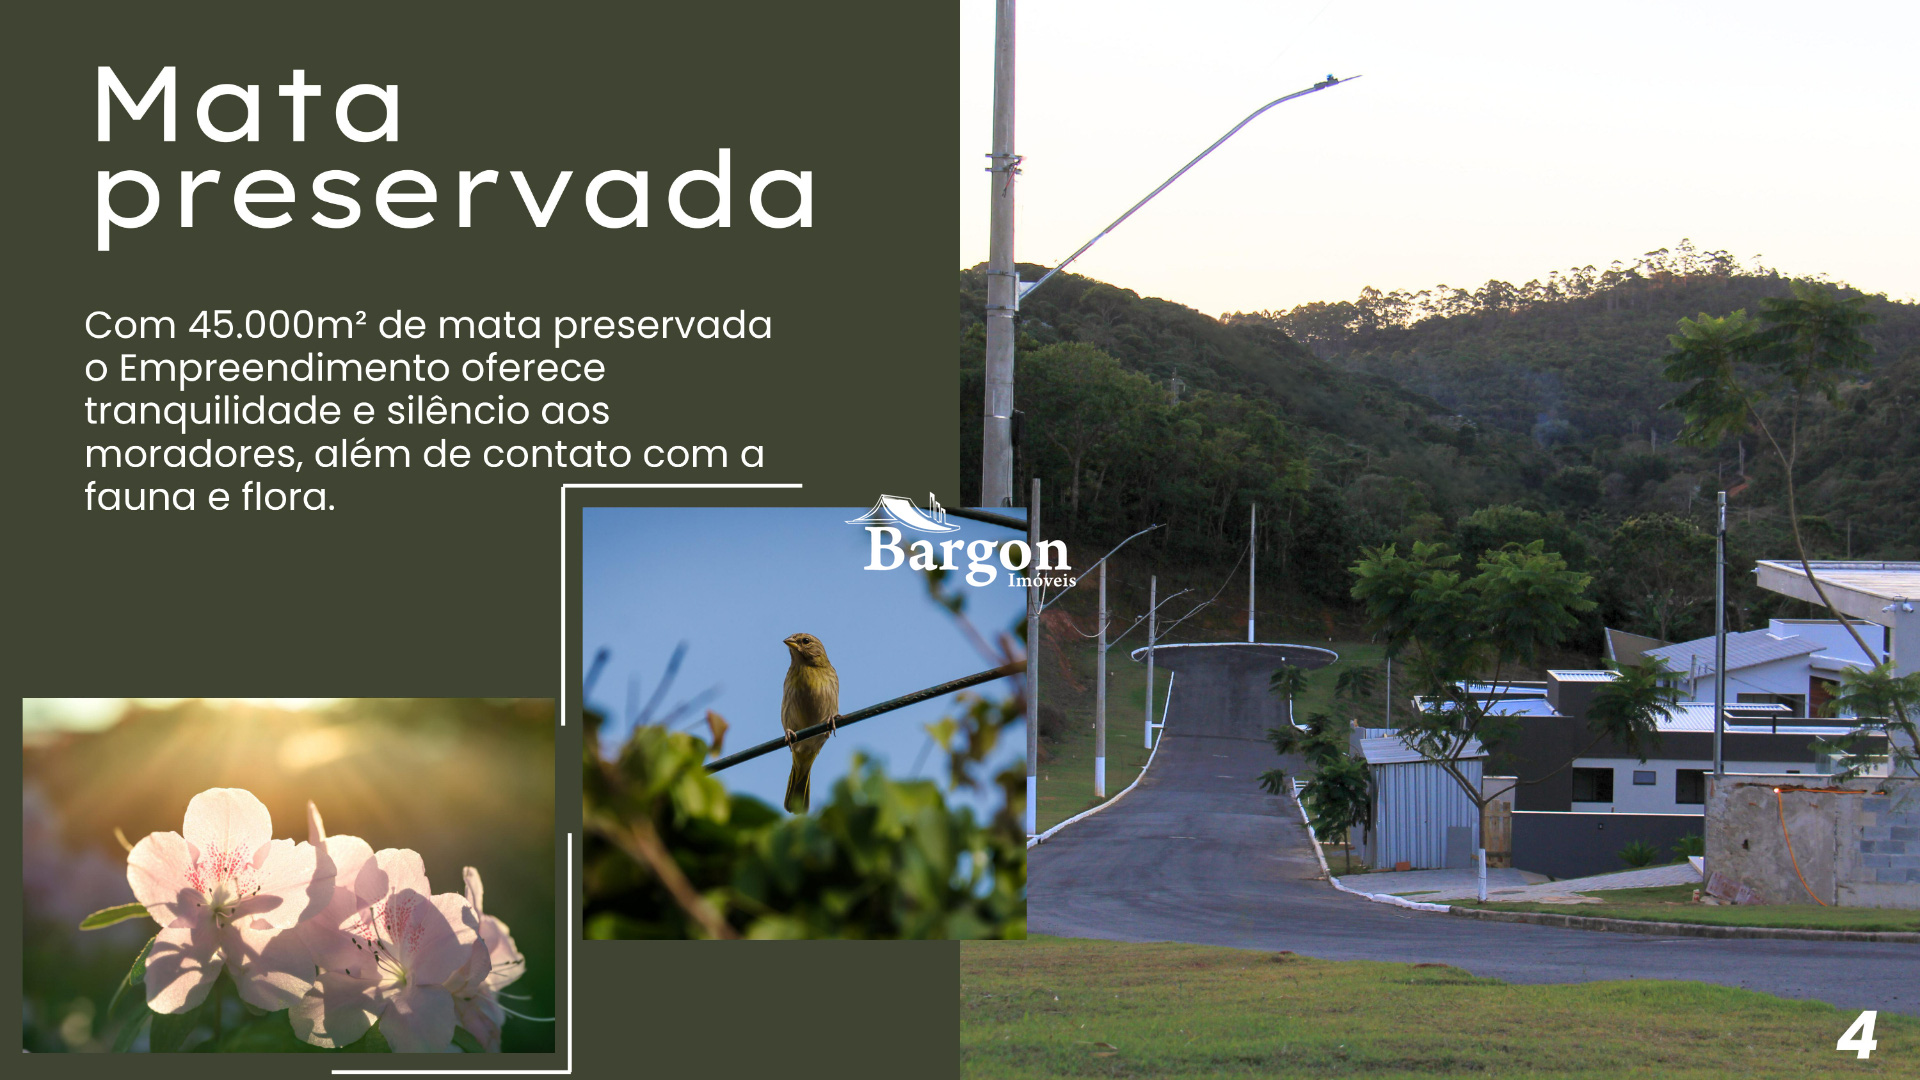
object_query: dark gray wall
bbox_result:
[1512,811,1705,880]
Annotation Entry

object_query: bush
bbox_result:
[1617,840,1659,868]
[1671,833,1704,859]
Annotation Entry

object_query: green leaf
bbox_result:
[149,1001,207,1052]
[451,1026,486,1053]
[106,936,156,1052]
[80,902,151,930]
[339,1020,393,1053]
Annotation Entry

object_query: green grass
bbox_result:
[1034,642,1159,833]
[961,936,1919,1078]
[1450,884,1920,933]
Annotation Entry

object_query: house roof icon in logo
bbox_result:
[845,493,959,534]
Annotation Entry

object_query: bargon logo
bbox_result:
[849,494,1075,588]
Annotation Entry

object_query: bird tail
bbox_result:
[784,756,812,814]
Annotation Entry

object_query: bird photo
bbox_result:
[580,507,1028,940]
[780,632,841,812]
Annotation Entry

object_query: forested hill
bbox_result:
[957,241,1920,642]
[1239,240,1920,445]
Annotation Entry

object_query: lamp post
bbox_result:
[981,72,1360,504]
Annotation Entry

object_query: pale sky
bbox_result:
[959,1,1920,317]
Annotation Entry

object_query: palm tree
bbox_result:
[1269,664,1310,728]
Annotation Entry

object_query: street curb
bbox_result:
[1445,904,1920,943]
[1298,785,1450,914]
[1027,674,1175,849]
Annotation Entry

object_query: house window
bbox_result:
[1633,770,1656,785]
[1572,767,1614,802]
[1676,769,1706,805]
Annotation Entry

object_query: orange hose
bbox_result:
[1775,788,1827,906]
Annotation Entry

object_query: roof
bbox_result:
[1359,734,1486,765]
[1642,629,1820,676]
[1605,627,1670,666]
[1754,561,1920,603]
[1548,669,1620,683]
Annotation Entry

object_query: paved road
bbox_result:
[1029,643,1920,1017]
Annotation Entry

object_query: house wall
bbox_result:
[1704,773,1920,909]
[1512,811,1706,880]
[1362,757,1481,870]
[1488,718,1835,812]
[1686,656,1815,709]
[1769,619,1886,665]
[1569,756,1820,815]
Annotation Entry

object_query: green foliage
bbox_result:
[1584,660,1680,762]
[1599,514,1716,641]
[583,710,1025,940]
[1672,833,1705,859]
[79,903,150,931]
[1817,663,1920,781]
[1616,840,1659,868]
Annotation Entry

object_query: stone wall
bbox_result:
[1704,773,1920,909]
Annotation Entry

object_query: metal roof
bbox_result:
[1642,629,1820,676]
[1359,734,1486,765]
[1754,561,1920,603]
[1548,669,1620,682]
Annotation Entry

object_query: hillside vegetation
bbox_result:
[958,241,1920,650]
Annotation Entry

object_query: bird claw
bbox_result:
[828,714,841,738]
[783,728,797,749]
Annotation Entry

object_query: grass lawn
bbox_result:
[1034,647,1160,833]
[961,936,1919,1078]
[1450,883,1920,933]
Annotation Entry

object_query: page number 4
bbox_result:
[1838,1011,1878,1060]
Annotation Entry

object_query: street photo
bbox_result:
[960,2,1920,1075]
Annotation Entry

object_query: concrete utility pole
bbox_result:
[1248,503,1257,643]
[1096,560,1108,797]
[1714,490,1727,776]
[981,0,1018,507]
[1025,477,1041,836]
[1145,575,1158,749]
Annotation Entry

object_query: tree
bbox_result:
[1257,715,1371,873]
[1602,514,1716,641]
[1268,664,1310,727]
[1350,539,1674,820]
[1818,664,1920,781]
[1662,281,1879,658]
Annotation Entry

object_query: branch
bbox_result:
[600,814,739,940]
[705,662,1026,772]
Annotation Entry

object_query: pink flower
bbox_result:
[447,866,526,1053]
[125,788,322,1013]
[292,849,485,1053]
[232,802,383,1012]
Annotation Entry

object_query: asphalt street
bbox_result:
[1029,643,1919,1017]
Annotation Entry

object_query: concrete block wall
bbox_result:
[1704,773,1920,909]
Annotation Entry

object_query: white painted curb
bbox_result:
[1292,779,1452,913]
[1028,674,1176,849]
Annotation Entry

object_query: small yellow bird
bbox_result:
[780,632,840,813]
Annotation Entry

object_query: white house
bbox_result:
[1638,618,1884,717]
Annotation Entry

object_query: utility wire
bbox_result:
[705,661,1027,773]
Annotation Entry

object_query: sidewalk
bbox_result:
[1345,861,1700,904]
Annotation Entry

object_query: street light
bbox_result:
[980,72,1361,505]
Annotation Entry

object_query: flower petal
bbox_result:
[292,970,382,1049]
[391,890,468,987]
[307,800,326,845]
[233,838,321,929]
[126,831,200,927]
[181,787,274,862]
[232,924,317,1012]
[145,922,223,1014]
[479,913,526,992]
[373,848,431,899]
[462,866,485,915]
[382,984,457,1053]
[454,992,506,1054]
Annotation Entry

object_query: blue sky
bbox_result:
[581,507,1028,816]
